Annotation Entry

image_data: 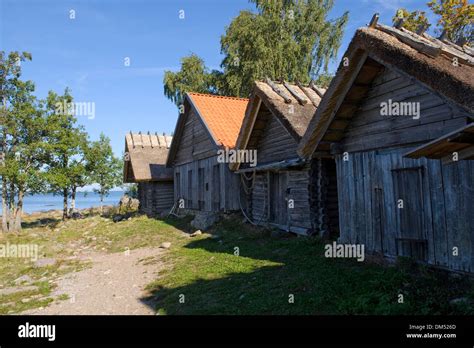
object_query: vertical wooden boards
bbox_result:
[287,169,312,230]
[212,164,220,211]
[442,160,474,272]
[334,144,473,273]
[251,173,268,222]
[173,156,240,213]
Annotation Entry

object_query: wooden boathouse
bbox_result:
[123,132,174,215]
[231,80,339,236]
[166,92,248,212]
[298,18,474,273]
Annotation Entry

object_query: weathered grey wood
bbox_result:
[376,23,442,58]
[138,181,174,215]
[335,147,474,273]
[283,81,308,105]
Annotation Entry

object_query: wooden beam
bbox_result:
[265,77,292,103]
[368,13,379,28]
[296,81,321,107]
[441,145,474,165]
[309,81,325,98]
[376,23,441,58]
[283,81,308,105]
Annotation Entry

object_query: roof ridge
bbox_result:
[187,92,249,101]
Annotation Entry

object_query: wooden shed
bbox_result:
[123,132,174,215]
[231,80,339,236]
[166,92,248,212]
[298,20,474,273]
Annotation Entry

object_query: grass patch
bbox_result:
[2,210,473,315]
[146,215,474,315]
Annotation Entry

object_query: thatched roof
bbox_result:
[123,133,173,183]
[230,80,325,171]
[298,18,474,158]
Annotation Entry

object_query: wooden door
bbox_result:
[269,172,288,226]
[392,167,427,260]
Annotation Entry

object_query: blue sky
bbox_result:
[1,0,434,157]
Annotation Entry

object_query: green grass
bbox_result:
[1,210,473,315]
[146,215,474,315]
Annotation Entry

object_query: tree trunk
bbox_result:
[69,186,77,216]
[1,177,9,232]
[13,188,23,232]
[8,181,15,232]
[62,188,68,220]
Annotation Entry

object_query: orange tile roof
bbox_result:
[188,92,249,148]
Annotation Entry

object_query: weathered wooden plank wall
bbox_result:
[341,68,472,153]
[335,148,474,273]
[174,158,240,212]
[137,181,174,215]
[254,108,299,165]
[171,102,241,213]
[173,106,217,166]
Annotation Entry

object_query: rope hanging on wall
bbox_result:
[238,171,267,226]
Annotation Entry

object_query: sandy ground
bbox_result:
[23,247,164,315]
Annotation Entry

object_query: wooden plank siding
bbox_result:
[332,67,474,273]
[243,106,325,234]
[173,107,217,166]
[174,158,240,212]
[169,99,242,213]
[341,68,472,153]
[253,107,299,165]
[336,149,474,273]
[137,181,174,215]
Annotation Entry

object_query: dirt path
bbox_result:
[24,247,165,315]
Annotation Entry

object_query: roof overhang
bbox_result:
[404,123,474,164]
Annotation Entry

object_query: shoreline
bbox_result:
[0,205,119,218]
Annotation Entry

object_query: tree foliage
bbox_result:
[43,89,89,220]
[163,0,348,101]
[394,0,473,45]
[427,0,474,44]
[163,54,215,106]
[0,51,42,232]
[86,133,122,212]
[393,8,431,32]
[220,0,348,96]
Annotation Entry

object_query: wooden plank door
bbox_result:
[269,172,288,226]
[392,167,427,261]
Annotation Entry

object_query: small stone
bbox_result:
[14,275,33,285]
[33,258,57,268]
[21,298,31,303]
[190,230,202,237]
[0,285,37,296]
[160,242,171,249]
